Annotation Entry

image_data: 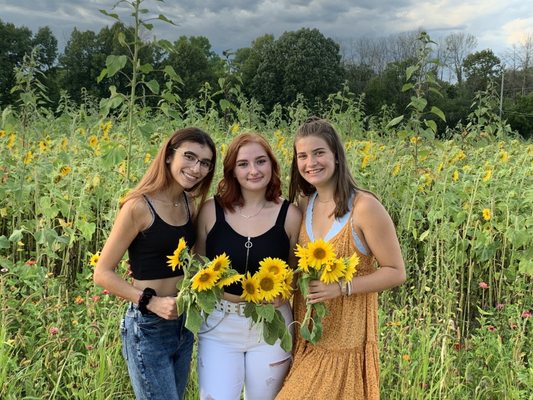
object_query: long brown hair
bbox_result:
[121,127,216,208]
[217,132,281,211]
[289,117,359,218]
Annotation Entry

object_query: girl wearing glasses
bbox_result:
[194,133,302,400]
[94,127,216,400]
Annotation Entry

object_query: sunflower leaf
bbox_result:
[256,304,276,323]
[184,304,203,335]
[196,290,217,313]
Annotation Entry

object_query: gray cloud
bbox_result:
[0,0,530,57]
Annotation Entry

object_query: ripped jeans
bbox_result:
[197,302,293,400]
[121,303,194,400]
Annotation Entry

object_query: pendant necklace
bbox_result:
[244,236,253,272]
[238,201,266,219]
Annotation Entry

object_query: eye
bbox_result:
[314,150,325,157]
[236,161,248,168]
[256,158,267,165]
[183,153,196,162]
[200,160,212,169]
[297,154,307,160]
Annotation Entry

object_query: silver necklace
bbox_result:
[316,195,334,204]
[153,196,182,207]
[238,201,266,219]
[244,237,253,272]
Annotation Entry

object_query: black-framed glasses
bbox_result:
[175,149,214,172]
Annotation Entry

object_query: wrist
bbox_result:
[138,287,157,314]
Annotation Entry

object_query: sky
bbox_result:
[1,0,532,59]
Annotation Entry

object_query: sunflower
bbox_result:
[259,257,289,276]
[294,243,310,272]
[344,253,359,282]
[240,272,261,303]
[320,258,346,284]
[209,253,230,274]
[191,268,219,291]
[166,237,187,271]
[280,268,294,299]
[217,273,244,288]
[307,239,335,270]
[89,252,100,267]
[255,269,284,302]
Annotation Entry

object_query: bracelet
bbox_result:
[138,287,157,315]
[338,280,347,296]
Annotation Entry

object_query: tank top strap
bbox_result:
[213,196,226,222]
[142,194,157,218]
[275,200,290,227]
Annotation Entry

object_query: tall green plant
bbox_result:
[97,0,177,183]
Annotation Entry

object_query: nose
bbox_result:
[190,161,201,172]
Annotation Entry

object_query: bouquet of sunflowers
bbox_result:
[295,239,359,344]
[240,257,294,352]
[167,238,243,334]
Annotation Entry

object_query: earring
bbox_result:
[166,158,170,164]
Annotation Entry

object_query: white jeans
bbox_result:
[198,302,293,400]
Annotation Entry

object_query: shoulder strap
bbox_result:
[213,195,226,222]
[275,200,290,226]
[142,194,156,222]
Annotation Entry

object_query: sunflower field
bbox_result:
[1,70,533,399]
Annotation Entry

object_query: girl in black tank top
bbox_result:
[195,133,302,400]
[93,128,216,400]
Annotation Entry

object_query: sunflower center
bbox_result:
[245,282,256,294]
[200,272,211,282]
[268,266,280,274]
[213,261,221,271]
[260,277,274,291]
[313,248,326,259]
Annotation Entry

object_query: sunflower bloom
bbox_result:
[499,151,509,162]
[295,244,310,272]
[89,135,98,148]
[320,258,346,284]
[452,170,459,182]
[259,257,289,276]
[344,253,359,282]
[59,166,72,177]
[90,252,101,267]
[166,238,187,271]
[209,253,230,274]
[255,270,283,302]
[307,239,335,270]
[391,163,401,177]
[241,272,261,303]
[280,268,294,299]
[217,273,244,288]
[482,169,492,182]
[23,151,33,165]
[191,268,219,291]
[482,208,491,221]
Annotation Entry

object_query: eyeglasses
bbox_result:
[175,149,214,172]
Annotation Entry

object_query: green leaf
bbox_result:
[118,32,127,47]
[430,106,446,122]
[139,63,154,74]
[158,14,176,25]
[35,228,59,247]
[280,329,293,352]
[256,304,276,323]
[99,9,120,20]
[219,99,231,112]
[518,258,533,276]
[77,220,96,241]
[9,229,24,242]
[145,79,160,94]
[406,65,418,81]
[310,319,323,343]
[314,303,327,318]
[263,320,278,345]
[185,305,204,335]
[96,68,107,83]
[425,119,437,134]
[409,97,427,112]
[386,115,404,129]
[402,83,414,92]
[244,302,258,319]
[105,55,128,78]
[196,290,217,313]
[0,235,10,249]
[419,229,430,242]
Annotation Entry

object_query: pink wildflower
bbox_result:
[25,260,36,266]
[102,289,110,295]
[521,310,531,319]
[85,344,94,350]
[49,327,59,335]
[479,281,489,289]
[487,325,496,332]
[495,303,505,310]
[92,295,101,302]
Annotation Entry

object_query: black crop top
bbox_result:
[129,194,196,280]
[206,197,290,295]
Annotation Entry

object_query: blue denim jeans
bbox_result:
[121,303,194,400]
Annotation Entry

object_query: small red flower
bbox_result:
[495,303,505,310]
[453,342,464,351]
[102,289,110,295]
[49,327,59,335]
[521,310,531,319]
[85,344,94,350]
[25,260,37,266]
[92,295,101,302]
[74,295,84,305]
[487,325,496,331]
[479,281,489,289]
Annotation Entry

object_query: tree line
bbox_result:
[1,18,532,138]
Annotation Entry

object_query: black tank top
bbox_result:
[129,194,196,280]
[206,197,290,295]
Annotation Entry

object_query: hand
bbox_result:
[306,280,341,304]
[272,295,286,308]
[146,296,178,320]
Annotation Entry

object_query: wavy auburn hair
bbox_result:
[217,132,282,211]
[121,127,216,208]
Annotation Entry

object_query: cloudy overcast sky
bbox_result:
[1,0,532,58]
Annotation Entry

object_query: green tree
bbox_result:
[251,28,343,111]
[0,20,33,107]
[463,49,501,92]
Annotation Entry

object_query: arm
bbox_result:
[285,203,302,269]
[93,198,149,303]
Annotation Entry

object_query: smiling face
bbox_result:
[295,135,337,189]
[168,141,214,190]
[233,142,272,193]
